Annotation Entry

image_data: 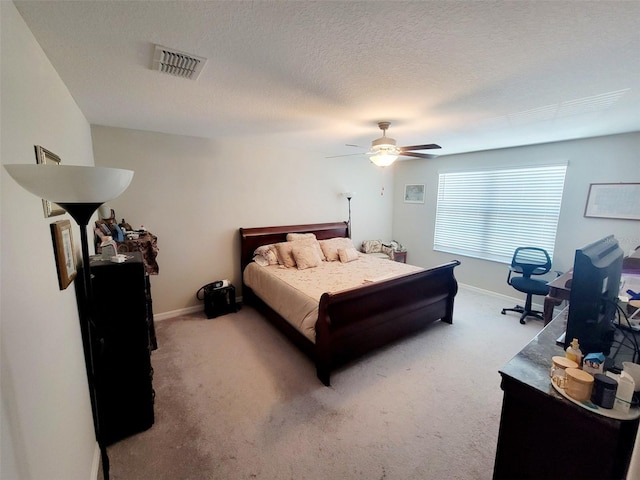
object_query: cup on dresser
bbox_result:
[622,362,640,392]
[565,368,594,402]
[550,356,578,389]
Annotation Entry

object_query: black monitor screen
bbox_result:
[564,235,623,355]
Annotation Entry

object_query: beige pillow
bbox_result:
[319,237,355,262]
[292,244,322,270]
[287,235,326,261]
[274,242,297,268]
[338,246,359,263]
[304,238,326,261]
[286,233,316,242]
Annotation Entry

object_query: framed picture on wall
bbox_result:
[584,183,640,221]
[404,184,425,204]
[51,220,77,290]
[35,145,66,218]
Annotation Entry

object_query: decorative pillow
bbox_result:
[286,233,316,242]
[338,246,359,263]
[286,234,326,261]
[319,237,355,262]
[361,240,383,254]
[381,244,395,260]
[253,255,269,266]
[253,244,278,266]
[302,237,326,261]
[274,242,297,268]
[292,244,322,270]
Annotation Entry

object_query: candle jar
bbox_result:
[550,356,578,389]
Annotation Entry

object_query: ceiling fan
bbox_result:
[327,121,441,167]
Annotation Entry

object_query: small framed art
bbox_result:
[404,184,425,203]
[51,220,77,290]
[35,145,65,218]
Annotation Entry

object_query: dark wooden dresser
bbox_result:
[81,252,156,445]
[493,311,639,479]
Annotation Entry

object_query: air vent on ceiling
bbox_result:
[152,45,207,80]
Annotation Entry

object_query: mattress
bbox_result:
[243,253,423,342]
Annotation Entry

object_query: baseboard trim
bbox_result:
[91,443,100,480]
[154,296,244,321]
[458,282,545,312]
[154,305,202,321]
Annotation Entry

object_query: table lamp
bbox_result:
[4,163,134,480]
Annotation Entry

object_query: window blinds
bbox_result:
[434,164,567,264]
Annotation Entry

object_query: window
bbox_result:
[434,164,567,263]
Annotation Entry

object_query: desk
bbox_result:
[543,270,572,325]
[493,313,639,479]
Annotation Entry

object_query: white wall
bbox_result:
[92,127,640,316]
[1,3,98,479]
[4,2,638,476]
[393,132,640,298]
[91,126,395,316]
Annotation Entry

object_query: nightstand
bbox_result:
[394,251,407,263]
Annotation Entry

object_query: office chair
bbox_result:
[501,247,552,324]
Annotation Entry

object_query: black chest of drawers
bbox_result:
[80,252,155,445]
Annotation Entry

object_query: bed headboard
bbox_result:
[239,221,349,272]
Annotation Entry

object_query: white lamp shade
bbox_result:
[369,154,398,167]
[5,164,134,203]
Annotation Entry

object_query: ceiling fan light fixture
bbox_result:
[368,121,400,166]
[369,152,398,167]
[371,135,397,148]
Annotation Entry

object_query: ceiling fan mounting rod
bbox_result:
[377,121,391,134]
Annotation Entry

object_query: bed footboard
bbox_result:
[315,260,460,385]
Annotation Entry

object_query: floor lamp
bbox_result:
[344,191,355,238]
[5,164,134,480]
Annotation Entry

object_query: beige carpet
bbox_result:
[103,287,543,480]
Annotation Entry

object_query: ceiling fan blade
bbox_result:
[325,152,366,158]
[399,144,441,151]
[400,152,439,159]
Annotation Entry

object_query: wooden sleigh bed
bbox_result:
[239,221,460,386]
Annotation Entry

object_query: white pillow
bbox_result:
[253,244,278,266]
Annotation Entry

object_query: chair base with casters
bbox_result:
[501,247,552,325]
[501,277,550,324]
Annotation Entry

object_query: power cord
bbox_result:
[611,299,640,363]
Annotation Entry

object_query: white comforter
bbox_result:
[243,254,423,342]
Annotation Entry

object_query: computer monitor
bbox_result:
[564,235,624,356]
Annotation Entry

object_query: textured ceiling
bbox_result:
[13,0,640,159]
